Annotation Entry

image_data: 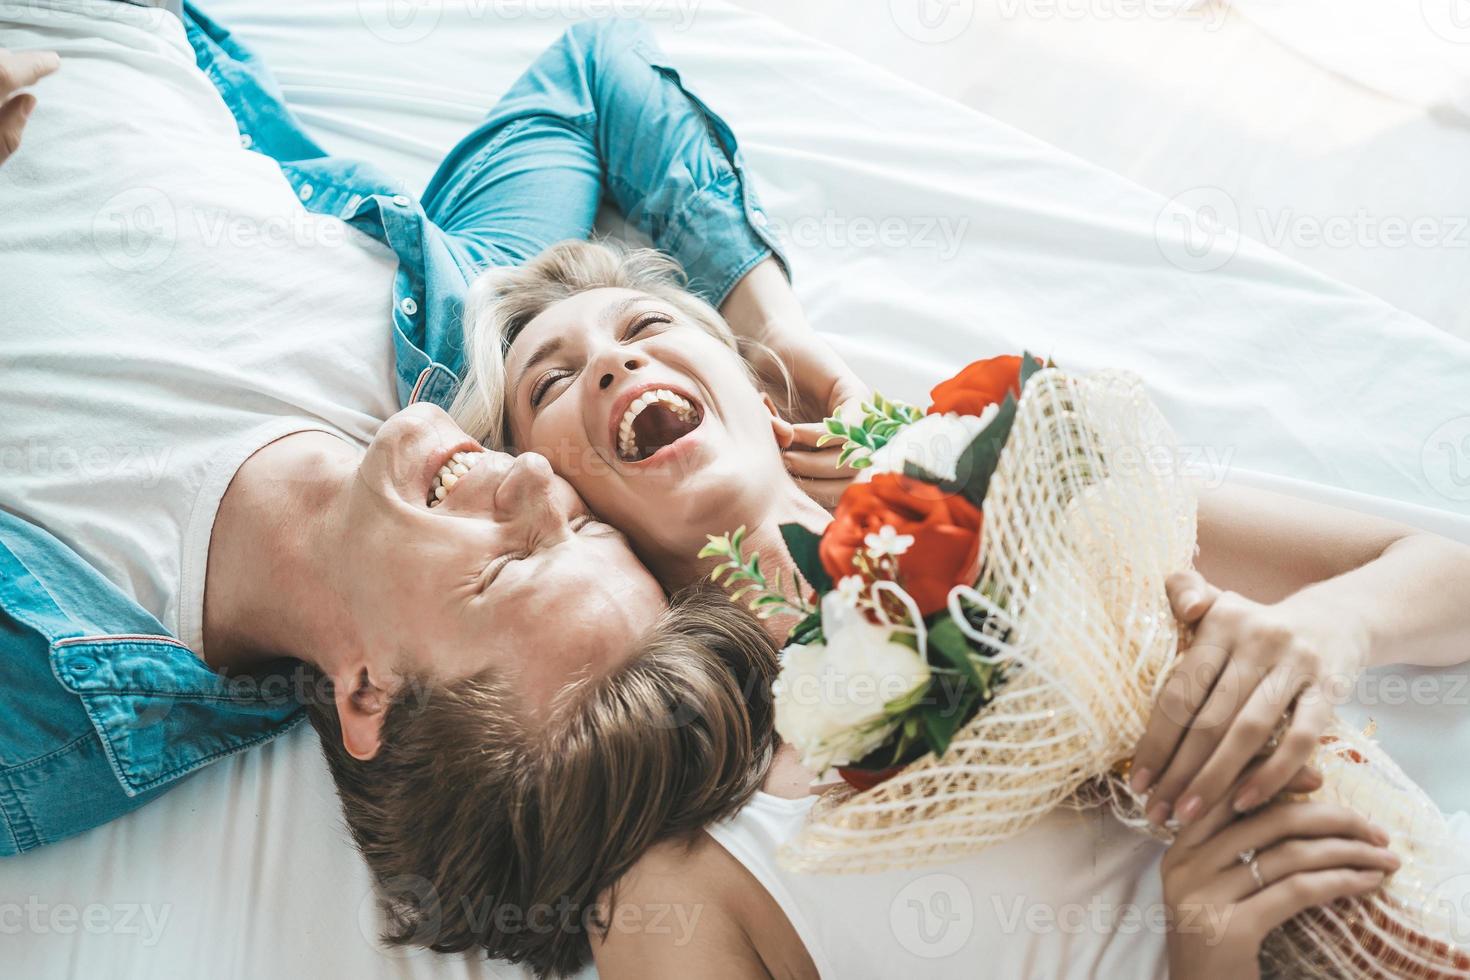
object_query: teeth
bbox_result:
[616,388,700,461]
[428,450,487,507]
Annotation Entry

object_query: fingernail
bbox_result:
[1129,767,1153,794]
[1382,850,1401,869]
[1371,825,1390,847]
[1177,795,1203,824]
[1233,789,1260,813]
[1147,801,1171,826]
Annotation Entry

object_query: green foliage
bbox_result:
[779,522,834,595]
[699,526,816,620]
[816,392,923,469]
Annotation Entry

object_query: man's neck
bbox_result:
[202,431,360,675]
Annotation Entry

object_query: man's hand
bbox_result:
[0,48,60,166]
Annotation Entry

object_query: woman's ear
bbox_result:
[763,393,795,450]
[333,665,390,761]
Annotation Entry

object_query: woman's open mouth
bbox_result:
[613,385,705,464]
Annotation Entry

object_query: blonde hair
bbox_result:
[306,585,779,978]
[451,239,789,449]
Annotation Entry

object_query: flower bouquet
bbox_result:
[703,355,1470,978]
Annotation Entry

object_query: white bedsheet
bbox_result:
[3,2,1468,978]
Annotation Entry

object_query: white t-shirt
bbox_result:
[706,791,1170,979]
[0,5,401,651]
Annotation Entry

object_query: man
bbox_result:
[0,2,858,856]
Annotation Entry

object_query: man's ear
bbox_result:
[763,393,795,450]
[333,666,390,761]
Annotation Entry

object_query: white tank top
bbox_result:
[706,791,1170,979]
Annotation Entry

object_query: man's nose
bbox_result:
[493,453,566,524]
[595,349,648,391]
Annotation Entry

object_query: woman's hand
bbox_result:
[1162,770,1397,980]
[717,257,869,508]
[1,48,60,166]
[1132,569,1370,828]
[783,387,868,509]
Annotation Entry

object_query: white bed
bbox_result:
[3,2,1468,977]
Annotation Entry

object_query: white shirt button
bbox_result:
[239,133,253,149]
[344,194,362,216]
[400,297,419,317]
[392,194,411,208]
[298,183,314,202]
[751,209,768,227]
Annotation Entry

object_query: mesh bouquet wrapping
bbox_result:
[779,368,1470,978]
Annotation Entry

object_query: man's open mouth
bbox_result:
[614,386,704,463]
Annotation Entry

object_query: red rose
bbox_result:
[819,473,983,617]
[927,355,1024,417]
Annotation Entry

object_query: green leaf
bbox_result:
[919,686,980,756]
[1019,350,1046,391]
[779,523,834,595]
[788,611,823,646]
[926,617,984,689]
[901,461,948,486]
[944,392,1018,509]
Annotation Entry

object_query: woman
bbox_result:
[452,240,1470,978]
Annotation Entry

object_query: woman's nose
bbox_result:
[597,353,646,391]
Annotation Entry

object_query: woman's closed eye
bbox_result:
[530,369,571,408]
[624,311,671,341]
[528,314,672,410]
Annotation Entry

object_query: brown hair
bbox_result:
[306,585,778,977]
[450,238,790,450]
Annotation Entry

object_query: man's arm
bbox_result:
[0,48,59,165]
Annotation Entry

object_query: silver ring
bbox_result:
[1237,847,1256,865]
[1249,857,1265,889]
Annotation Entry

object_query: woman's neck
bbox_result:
[653,480,831,642]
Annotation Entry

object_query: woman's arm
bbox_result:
[1192,481,1470,669]
[720,257,868,507]
[1133,481,1470,827]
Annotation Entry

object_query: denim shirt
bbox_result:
[0,5,785,855]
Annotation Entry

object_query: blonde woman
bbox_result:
[449,240,1470,978]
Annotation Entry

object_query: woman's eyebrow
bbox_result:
[519,335,565,379]
[600,296,647,329]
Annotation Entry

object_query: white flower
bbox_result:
[773,617,932,773]
[864,524,914,559]
[858,406,1000,485]
[835,575,865,607]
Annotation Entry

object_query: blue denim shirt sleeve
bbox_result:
[181,4,789,411]
[0,511,302,855]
